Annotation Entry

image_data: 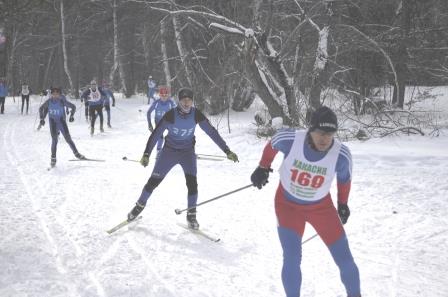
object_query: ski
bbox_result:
[69,158,105,162]
[107,215,143,234]
[177,223,221,242]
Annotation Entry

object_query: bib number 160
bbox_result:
[290,169,324,188]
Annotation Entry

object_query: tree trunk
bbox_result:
[160,17,172,88]
[60,0,74,95]
[109,0,127,96]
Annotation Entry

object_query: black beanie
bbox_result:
[309,106,338,132]
[178,87,194,100]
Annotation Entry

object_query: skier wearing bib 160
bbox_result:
[81,80,106,136]
[250,106,361,297]
[127,87,239,230]
[38,87,86,167]
[146,85,176,155]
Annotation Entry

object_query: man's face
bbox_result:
[91,84,97,90]
[309,129,335,151]
[179,97,193,112]
[51,91,61,98]
[159,89,169,101]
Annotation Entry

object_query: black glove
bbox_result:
[69,115,74,122]
[39,119,45,126]
[112,102,115,107]
[338,203,350,224]
[148,125,154,132]
[251,166,272,189]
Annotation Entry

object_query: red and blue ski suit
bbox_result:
[258,129,361,297]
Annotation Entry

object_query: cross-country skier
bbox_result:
[19,83,31,114]
[0,77,8,114]
[127,87,239,230]
[250,106,361,297]
[101,80,115,128]
[147,75,156,104]
[81,80,106,136]
[38,87,86,167]
[146,85,176,155]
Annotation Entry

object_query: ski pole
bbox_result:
[196,153,226,159]
[122,156,139,163]
[174,184,253,215]
[302,233,318,245]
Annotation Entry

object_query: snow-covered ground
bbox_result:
[0,90,447,297]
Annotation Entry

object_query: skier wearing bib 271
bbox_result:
[38,87,86,167]
[146,85,176,154]
[250,106,361,297]
[127,87,239,230]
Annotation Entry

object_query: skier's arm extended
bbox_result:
[196,109,230,153]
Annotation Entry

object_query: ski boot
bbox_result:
[107,123,112,128]
[128,202,145,221]
[186,208,199,230]
[75,152,86,160]
[100,126,104,133]
[50,157,56,167]
[90,127,94,136]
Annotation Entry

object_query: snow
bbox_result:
[0,91,448,297]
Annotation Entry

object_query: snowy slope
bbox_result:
[0,93,447,297]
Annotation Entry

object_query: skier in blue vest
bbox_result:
[101,80,115,128]
[146,85,176,155]
[38,87,86,167]
[127,87,239,229]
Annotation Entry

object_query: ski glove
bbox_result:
[39,119,45,126]
[112,102,115,107]
[69,115,74,122]
[226,151,239,162]
[140,153,149,167]
[148,125,154,132]
[251,166,272,189]
[338,203,350,224]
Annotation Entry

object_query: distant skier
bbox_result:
[127,87,239,230]
[101,80,115,128]
[81,80,106,136]
[147,75,156,104]
[38,87,86,167]
[0,77,8,114]
[250,106,361,297]
[146,85,176,155]
[19,83,31,114]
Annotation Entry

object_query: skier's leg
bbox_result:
[137,148,179,206]
[21,95,25,114]
[0,97,5,113]
[89,106,96,134]
[84,103,89,121]
[49,119,59,159]
[275,186,306,297]
[179,150,198,208]
[105,104,111,126]
[59,120,79,155]
[307,196,361,297]
[25,96,29,114]
[98,106,104,130]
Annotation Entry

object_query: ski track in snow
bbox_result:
[1,95,448,297]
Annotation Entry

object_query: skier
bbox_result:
[250,106,361,297]
[0,77,8,114]
[101,80,115,128]
[19,83,31,114]
[38,87,86,167]
[147,75,156,104]
[81,80,106,136]
[127,87,239,230]
[146,85,176,155]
